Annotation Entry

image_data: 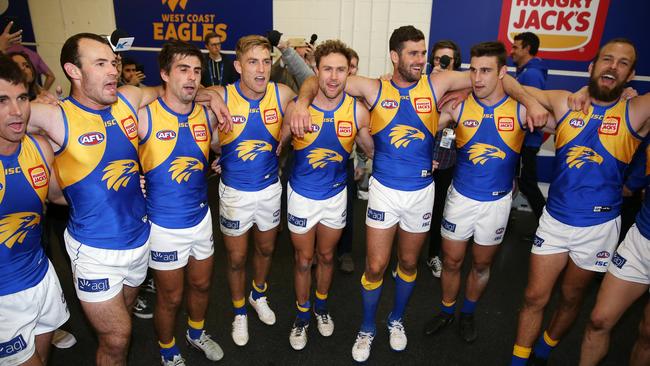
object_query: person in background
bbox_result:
[120,56,146,87]
[201,32,238,87]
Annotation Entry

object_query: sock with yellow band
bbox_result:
[533,330,559,360]
[360,273,383,334]
[296,300,311,323]
[388,266,416,322]
[159,337,181,361]
[441,299,456,315]
[233,297,246,316]
[251,281,267,301]
[314,291,328,315]
[187,318,204,340]
[510,344,532,366]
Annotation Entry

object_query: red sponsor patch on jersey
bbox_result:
[120,116,138,140]
[498,116,515,131]
[29,165,47,188]
[414,97,432,114]
[263,109,279,125]
[599,116,620,135]
[192,124,208,141]
[337,121,353,137]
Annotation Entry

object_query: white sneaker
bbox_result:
[388,319,407,351]
[351,331,374,362]
[186,330,224,361]
[249,292,276,325]
[161,354,186,366]
[314,311,334,337]
[231,314,249,346]
[289,320,309,351]
[427,256,442,278]
[51,329,77,349]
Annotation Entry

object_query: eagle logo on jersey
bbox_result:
[102,160,139,191]
[0,212,40,249]
[566,146,604,168]
[307,148,343,169]
[236,140,272,161]
[468,143,506,165]
[169,157,204,183]
[389,125,425,148]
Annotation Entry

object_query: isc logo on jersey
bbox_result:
[156,130,177,140]
[598,116,620,135]
[414,98,432,113]
[337,121,353,137]
[381,99,398,109]
[121,116,138,140]
[78,132,105,146]
[498,117,514,131]
[264,109,279,125]
[29,165,47,188]
[192,125,208,142]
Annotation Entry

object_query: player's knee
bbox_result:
[256,242,274,258]
[295,255,313,273]
[588,309,615,333]
[398,260,417,274]
[100,331,130,353]
[523,287,550,310]
[227,252,247,270]
[188,276,211,294]
[159,288,183,309]
[559,288,585,309]
[366,259,388,278]
[316,251,334,267]
[443,255,463,272]
[471,260,491,277]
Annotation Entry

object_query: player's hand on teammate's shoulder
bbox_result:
[438,88,471,111]
[211,157,222,175]
[567,85,591,114]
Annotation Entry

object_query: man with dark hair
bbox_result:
[0,54,69,365]
[424,41,536,343]
[25,32,230,365]
[291,25,547,362]
[138,40,224,365]
[511,31,548,221]
[201,32,238,87]
[208,34,296,347]
[120,57,145,87]
[426,39,462,279]
[279,39,374,351]
[509,38,650,366]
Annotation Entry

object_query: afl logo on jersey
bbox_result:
[569,118,585,128]
[78,132,105,146]
[156,130,177,141]
[381,99,398,109]
[497,117,515,131]
[263,109,279,125]
[598,116,620,135]
[463,120,479,128]
[310,124,320,132]
[28,165,47,188]
[414,98,432,113]
[231,115,247,124]
[120,116,138,140]
[192,125,208,142]
[337,121,353,137]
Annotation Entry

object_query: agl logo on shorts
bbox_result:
[497,0,610,61]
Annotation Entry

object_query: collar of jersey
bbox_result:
[67,95,113,116]
[157,96,195,119]
[310,92,347,113]
[471,92,509,110]
[235,80,267,103]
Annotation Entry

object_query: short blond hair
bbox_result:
[235,35,272,61]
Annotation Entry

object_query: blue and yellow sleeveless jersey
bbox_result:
[290,93,358,200]
[54,94,149,249]
[219,81,283,191]
[369,76,439,191]
[453,94,525,201]
[139,98,211,229]
[0,135,49,295]
[546,99,642,226]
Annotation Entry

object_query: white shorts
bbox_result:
[149,209,215,271]
[365,176,434,234]
[0,262,69,365]
[608,224,650,286]
[440,185,513,246]
[287,183,347,234]
[531,208,621,272]
[218,179,282,236]
[65,230,150,302]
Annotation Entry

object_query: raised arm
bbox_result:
[522,86,572,123]
[196,86,232,133]
[118,84,163,110]
[354,100,373,159]
[32,135,66,205]
[502,74,548,131]
[27,102,65,149]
